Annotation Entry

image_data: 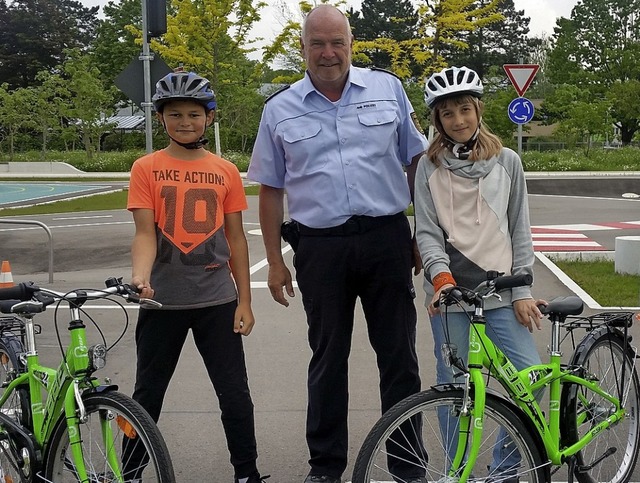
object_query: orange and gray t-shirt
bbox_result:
[127,150,248,309]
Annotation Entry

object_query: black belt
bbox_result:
[296,212,404,237]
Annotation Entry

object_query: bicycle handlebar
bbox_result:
[0,278,162,315]
[0,282,36,301]
[493,273,533,291]
[437,272,533,308]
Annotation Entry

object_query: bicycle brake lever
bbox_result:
[138,298,163,309]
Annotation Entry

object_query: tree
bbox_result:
[0,0,99,89]
[482,87,521,145]
[351,0,503,79]
[30,71,70,157]
[57,51,119,159]
[548,0,640,144]
[541,84,611,153]
[93,0,143,86]
[0,84,37,159]
[607,80,640,145]
[349,0,418,71]
[412,0,503,77]
[118,0,268,151]
[442,0,535,79]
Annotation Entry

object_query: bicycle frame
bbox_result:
[447,307,629,482]
[0,303,122,481]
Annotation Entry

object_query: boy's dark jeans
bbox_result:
[132,302,258,477]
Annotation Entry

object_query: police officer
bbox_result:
[248,5,429,483]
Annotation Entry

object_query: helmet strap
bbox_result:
[168,135,209,150]
[441,125,480,160]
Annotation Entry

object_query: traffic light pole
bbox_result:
[141,0,154,153]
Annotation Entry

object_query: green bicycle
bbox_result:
[353,272,640,483]
[0,277,176,483]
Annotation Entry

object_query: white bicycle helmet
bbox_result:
[424,66,483,108]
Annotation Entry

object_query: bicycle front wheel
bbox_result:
[562,326,640,483]
[43,391,175,483]
[352,388,547,483]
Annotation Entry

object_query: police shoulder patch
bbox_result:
[265,84,291,103]
[370,66,401,81]
[411,111,425,135]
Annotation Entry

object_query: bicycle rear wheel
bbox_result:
[0,429,31,483]
[562,326,640,483]
[43,391,175,483]
[352,388,547,483]
[0,333,31,427]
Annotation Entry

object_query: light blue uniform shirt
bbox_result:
[248,66,429,228]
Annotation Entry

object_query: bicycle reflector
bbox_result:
[88,344,107,371]
[117,415,138,439]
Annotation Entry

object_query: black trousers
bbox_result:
[294,214,422,478]
[132,302,258,478]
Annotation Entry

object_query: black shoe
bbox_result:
[484,474,519,483]
[235,472,270,483]
[404,477,427,483]
[303,475,341,483]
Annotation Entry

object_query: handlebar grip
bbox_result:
[494,274,533,291]
[0,300,21,314]
[0,282,36,301]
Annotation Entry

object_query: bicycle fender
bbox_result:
[81,384,119,395]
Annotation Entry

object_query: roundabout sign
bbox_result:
[508,97,535,125]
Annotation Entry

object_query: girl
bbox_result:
[414,66,544,482]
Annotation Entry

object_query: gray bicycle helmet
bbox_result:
[152,71,217,112]
[424,66,483,108]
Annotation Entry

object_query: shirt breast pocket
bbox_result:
[357,110,399,158]
[282,122,329,175]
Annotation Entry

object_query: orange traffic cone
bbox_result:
[0,261,14,288]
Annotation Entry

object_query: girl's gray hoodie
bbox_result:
[414,147,535,310]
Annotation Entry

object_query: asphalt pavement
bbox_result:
[1,171,639,482]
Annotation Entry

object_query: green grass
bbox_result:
[4,146,640,173]
[0,191,129,216]
[0,187,259,217]
[552,259,640,307]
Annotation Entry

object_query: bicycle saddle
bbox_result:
[539,296,584,317]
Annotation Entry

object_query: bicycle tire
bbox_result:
[43,391,175,483]
[0,334,31,428]
[561,326,640,483]
[352,388,547,483]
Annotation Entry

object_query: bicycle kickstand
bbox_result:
[566,455,576,483]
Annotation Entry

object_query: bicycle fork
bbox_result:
[63,382,124,483]
[448,370,487,483]
[446,321,489,483]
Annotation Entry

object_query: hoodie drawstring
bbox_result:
[476,177,482,225]
[446,169,455,243]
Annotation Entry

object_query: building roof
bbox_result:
[105,115,146,130]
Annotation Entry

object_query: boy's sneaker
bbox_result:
[235,472,270,483]
[303,475,341,483]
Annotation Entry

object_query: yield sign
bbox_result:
[503,64,539,97]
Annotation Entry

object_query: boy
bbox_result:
[127,71,266,483]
